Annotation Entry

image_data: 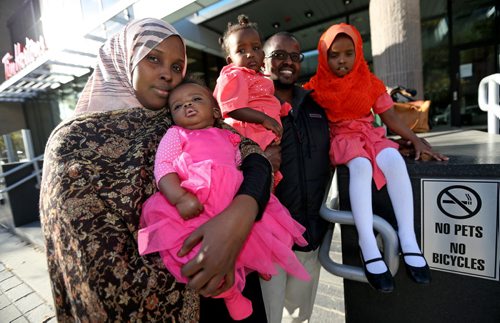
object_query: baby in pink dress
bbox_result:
[137,80,309,320]
[213,14,290,186]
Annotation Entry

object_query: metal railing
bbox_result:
[0,154,43,194]
[478,73,500,135]
[319,175,400,283]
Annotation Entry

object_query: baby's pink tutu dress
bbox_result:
[138,126,309,320]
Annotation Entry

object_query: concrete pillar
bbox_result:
[369,0,424,99]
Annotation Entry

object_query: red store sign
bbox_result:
[2,36,48,80]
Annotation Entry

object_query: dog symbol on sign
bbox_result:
[437,185,482,219]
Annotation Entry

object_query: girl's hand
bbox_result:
[176,192,203,220]
[411,137,449,161]
[380,108,448,162]
[262,116,283,139]
[178,195,258,297]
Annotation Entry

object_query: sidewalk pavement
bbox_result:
[0,225,55,322]
[0,221,345,323]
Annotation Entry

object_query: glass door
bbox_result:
[449,0,498,127]
[451,46,495,127]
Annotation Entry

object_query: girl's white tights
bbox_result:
[347,148,425,274]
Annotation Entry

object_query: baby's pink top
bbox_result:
[153,125,241,186]
[329,92,399,190]
[213,64,290,149]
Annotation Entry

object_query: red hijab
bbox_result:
[304,23,387,122]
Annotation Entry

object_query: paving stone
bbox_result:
[0,303,23,322]
[15,292,44,313]
[0,293,11,310]
[25,303,55,323]
[313,292,345,313]
[5,284,33,303]
[11,316,30,323]
[317,282,344,299]
[311,306,345,323]
[0,269,14,282]
[0,275,22,291]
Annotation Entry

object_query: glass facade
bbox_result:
[421,0,498,127]
[185,46,225,90]
[452,0,496,45]
[421,0,450,124]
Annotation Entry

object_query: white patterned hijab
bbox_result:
[75,18,187,115]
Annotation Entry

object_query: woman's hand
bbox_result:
[264,143,282,171]
[178,194,258,297]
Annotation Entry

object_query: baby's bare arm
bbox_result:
[158,174,203,219]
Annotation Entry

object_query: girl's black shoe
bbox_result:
[402,252,431,284]
[360,255,395,293]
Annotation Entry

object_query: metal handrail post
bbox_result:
[2,134,17,163]
[319,176,400,283]
[478,73,500,134]
[0,154,44,193]
[21,129,41,186]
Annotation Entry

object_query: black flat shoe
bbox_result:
[360,255,395,293]
[402,252,431,284]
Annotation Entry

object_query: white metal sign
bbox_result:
[421,179,500,280]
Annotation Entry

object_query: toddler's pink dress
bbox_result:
[214,64,291,186]
[138,126,309,320]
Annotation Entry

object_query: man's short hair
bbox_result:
[263,32,299,54]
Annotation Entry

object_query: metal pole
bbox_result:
[21,129,35,161]
[2,134,17,163]
[21,129,41,187]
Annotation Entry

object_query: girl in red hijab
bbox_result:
[304,23,447,292]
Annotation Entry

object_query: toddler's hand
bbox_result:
[262,116,283,139]
[176,192,203,220]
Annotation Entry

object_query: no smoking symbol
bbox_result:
[437,185,482,219]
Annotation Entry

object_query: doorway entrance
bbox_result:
[450,45,496,127]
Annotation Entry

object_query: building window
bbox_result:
[452,0,496,45]
[7,0,42,45]
[420,0,450,125]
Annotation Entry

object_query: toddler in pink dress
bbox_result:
[213,14,290,186]
[137,80,309,320]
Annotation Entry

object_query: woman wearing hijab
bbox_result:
[40,18,271,322]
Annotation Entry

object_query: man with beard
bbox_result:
[260,32,332,323]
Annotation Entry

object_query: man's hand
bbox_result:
[178,195,257,297]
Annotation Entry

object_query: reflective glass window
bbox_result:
[452,0,496,45]
[420,0,450,120]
